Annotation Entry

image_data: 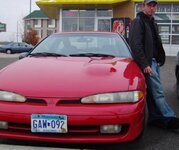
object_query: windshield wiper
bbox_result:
[69,53,115,57]
[29,52,68,57]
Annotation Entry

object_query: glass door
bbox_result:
[97,18,111,32]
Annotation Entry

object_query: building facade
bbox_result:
[36,0,179,56]
[24,10,59,40]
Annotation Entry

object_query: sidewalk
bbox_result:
[0,53,20,58]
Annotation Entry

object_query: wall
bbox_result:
[113,2,135,19]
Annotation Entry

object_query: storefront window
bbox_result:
[160,35,170,44]
[158,25,170,44]
[98,19,111,31]
[79,18,95,31]
[157,4,171,12]
[158,25,170,34]
[62,9,112,32]
[62,18,78,32]
[62,10,78,31]
[62,10,78,17]
[79,10,95,31]
[97,9,112,17]
[172,25,179,34]
[79,10,95,17]
[155,14,171,23]
[172,14,179,23]
[173,4,179,12]
[172,35,179,44]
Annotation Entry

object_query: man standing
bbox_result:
[129,0,179,130]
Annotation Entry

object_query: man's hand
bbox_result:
[143,66,153,75]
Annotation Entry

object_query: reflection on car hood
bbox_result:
[0,57,144,97]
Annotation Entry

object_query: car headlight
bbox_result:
[81,91,144,104]
[0,91,26,102]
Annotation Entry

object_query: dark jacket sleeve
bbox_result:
[154,23,166,66]
[129,18,149,69]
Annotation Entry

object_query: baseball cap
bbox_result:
[144,0,158,4]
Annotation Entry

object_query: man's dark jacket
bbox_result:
[129,12,165,70]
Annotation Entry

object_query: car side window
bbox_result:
[13,43,18,47]
[20,43,24,47]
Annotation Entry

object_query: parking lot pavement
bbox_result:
[0,144,80,150]
[0,53,20,58]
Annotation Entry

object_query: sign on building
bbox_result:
[0,23,6,32]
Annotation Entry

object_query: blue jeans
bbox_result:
[146,59,176,121]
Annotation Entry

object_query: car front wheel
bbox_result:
[6,49,12,54]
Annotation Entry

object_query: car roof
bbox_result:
[53,31,120,36]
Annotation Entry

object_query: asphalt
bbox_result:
[0,53,20,58]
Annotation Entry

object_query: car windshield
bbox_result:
[30,33,131,57]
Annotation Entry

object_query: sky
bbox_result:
[0,0,40,42]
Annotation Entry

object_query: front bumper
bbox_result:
[0,99,145,143]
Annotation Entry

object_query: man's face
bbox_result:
[143,2,157,16]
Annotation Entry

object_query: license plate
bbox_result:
[31,114,67,133]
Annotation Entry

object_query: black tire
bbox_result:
[6,49,12,54]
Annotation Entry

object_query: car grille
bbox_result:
[25,98,81,105]
[26,98,47,104]
[57,100,81,104]
[7,122,128,136]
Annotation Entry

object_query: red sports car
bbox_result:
[0,32,146,143]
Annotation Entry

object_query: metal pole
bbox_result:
[17,21,18,42]
[30,0,32,15]
[29,0,32,29]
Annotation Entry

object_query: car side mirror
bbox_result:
[19,52,29,59]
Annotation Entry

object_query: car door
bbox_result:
[12,43,20,53]
[21,43,31,52]
[18,43,26,52]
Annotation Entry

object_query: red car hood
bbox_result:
[0,57,144,97]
